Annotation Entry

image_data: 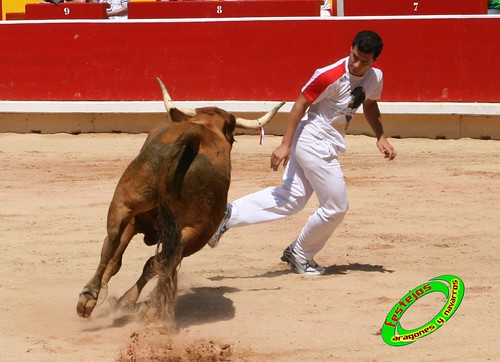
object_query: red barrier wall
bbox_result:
[0,16,499,102]
[25,3,110,20]
[129,0,321,19]
[5,12,25,20]
[341,0,487,16]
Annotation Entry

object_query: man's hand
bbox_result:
[377,136,396,160]
[270,144,291,171]
[268,93,309,171]
[363,100,396,160]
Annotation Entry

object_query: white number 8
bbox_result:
[217,5,223,14]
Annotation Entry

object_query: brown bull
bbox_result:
[76,78,284,320]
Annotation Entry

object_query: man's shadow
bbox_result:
[208,263,394,280]
[171,264,393,328]
[324,263,394,275]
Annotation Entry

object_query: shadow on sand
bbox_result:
[81,285,239,331]
[324,263,394,275]
[81,263,393,331]
[174,286,239,329]
[208,262,394,280]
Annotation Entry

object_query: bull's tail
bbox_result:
[154,207,182,322]
[168,128,201,201]
[154,129,201,322]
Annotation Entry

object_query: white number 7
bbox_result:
[413,2,419,11]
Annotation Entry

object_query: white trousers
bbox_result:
[227,124,349,261]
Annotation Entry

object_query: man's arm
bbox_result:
[363,99,396,160]
[107,2,128,18]
[107,7,127,17]
[270,93,310,171]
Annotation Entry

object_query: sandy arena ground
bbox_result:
[0,132,499,361]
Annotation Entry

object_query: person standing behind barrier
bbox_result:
[44,0,91,3]
[321,0,332,17]
[96,0,128,19]
[488,0,500,14]
[208,30,396,275]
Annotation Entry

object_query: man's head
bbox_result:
[348,30,383,77]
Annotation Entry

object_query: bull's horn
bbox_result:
[235,101,286,129]
[156,77,196,116]
[156,77,175,112]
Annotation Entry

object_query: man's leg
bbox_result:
[208,154,313,248]
[228,155,313,228]
[291,139,349,262]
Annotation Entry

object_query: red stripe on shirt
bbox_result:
[302,61,346,104]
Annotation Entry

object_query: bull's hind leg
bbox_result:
[114,254,157,312]
[76,204,133,318]
[137,259,179,325]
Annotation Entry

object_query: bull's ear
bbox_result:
[169,108,191,123]
[223,115,236,145]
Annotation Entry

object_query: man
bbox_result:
[488,0,500,14]
[209,30,396,275]
[321,0,332,17]
[96,0,128,19]
[45,0,90,3]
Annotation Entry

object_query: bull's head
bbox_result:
[156,77,285,135]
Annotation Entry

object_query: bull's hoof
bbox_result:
[114,298,136,314]
[136,297,162,324]
[76,288,98,318]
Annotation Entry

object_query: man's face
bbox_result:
[348,45,375,77]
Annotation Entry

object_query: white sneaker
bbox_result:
[207,203,233,248]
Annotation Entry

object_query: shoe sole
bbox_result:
[280,255,299,273]
[281,252,323,276]
[207,204,233,248]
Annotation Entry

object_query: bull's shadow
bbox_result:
[175,286,239,329]
[81,285,239,332]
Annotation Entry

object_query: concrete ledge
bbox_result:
[1,101,500,115]
[0,101,294,114]
[0,101,499,139]
[348,113,500,140]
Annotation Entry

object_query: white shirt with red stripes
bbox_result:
[300,56,383,152]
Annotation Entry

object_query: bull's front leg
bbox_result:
[98,221,137,304]
[76,208,132,318]
[76,236,116,318]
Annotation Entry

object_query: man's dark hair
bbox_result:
[352,31,383,60]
